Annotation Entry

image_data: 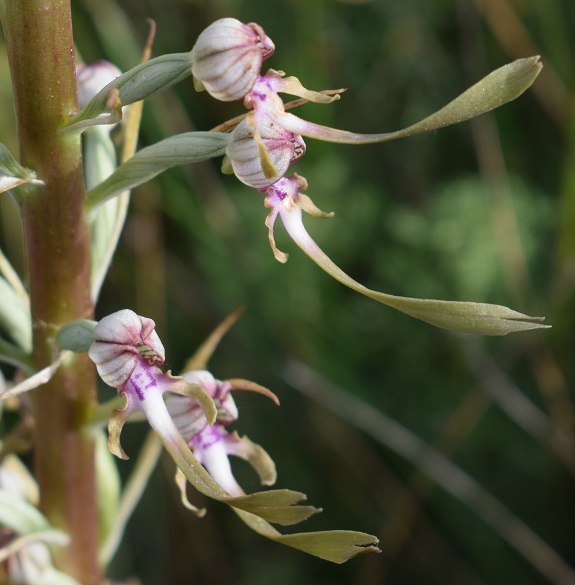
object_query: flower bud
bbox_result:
[166,370,238,444]
[76,60,122,110]
[226,116,306,189]
[88,309,165,389]
[191,18,275,101]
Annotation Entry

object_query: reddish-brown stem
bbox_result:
[1,1,101,583]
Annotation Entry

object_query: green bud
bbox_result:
[57,320,97,353]
[64,53,194,131]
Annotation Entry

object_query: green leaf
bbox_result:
[0,275,32,351]
[95,431,121,547]
[0,489,51,534]
[0,142,41,194]
[64,52,193,131]
[0,489,80,585]
[0,336,32,371]
[0,143,35,180]
[87,132,229,210]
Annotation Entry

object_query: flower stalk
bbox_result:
[0,1,100,583]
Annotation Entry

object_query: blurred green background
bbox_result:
[3,0,575,583]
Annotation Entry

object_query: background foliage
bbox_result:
[2,0,575,583]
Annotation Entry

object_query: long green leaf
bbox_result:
[0,275,32,351]
[87,132,229,210]
[64,52,193,130]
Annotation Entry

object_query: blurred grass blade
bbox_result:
[0,489,52,533]
[0,353,68,401]
[183,306,245,372]
[0,337,32,371]
[283,359,575,585]
[99,431,162,566]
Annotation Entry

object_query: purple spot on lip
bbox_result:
[126,365,159,400]
[127,378,145,401]
[194,426,223,450]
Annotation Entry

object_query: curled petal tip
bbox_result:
[273,248,289,263]
[226,378,280,405]
[264,202,290,263]
[108,418,130,460]
[175,468,207,517]
[297,192,333,219]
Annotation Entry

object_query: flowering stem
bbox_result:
[1,1,100,583]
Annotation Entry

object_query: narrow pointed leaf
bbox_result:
[0,276,31,351]
[84,125,123,301]
[0,143,42,194]
[87,132,229,210]
[91,36,150,302]
[64,53,193,130]
[0,489,51,533]
[0,336,32,371]
[183,306,245,372]
[280,57,542,144]
[0,353,67,401]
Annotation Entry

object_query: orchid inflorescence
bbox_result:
[76,17,547,335]
[0,13,549,580]
[190,18,548,336]
[66,308,381,563]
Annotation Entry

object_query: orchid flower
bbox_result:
[191,20,548,335]
[83,309,379,562]
[166,369,277,505]
[190,19,542,187]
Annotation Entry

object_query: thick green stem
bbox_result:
[1,1,100,583]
